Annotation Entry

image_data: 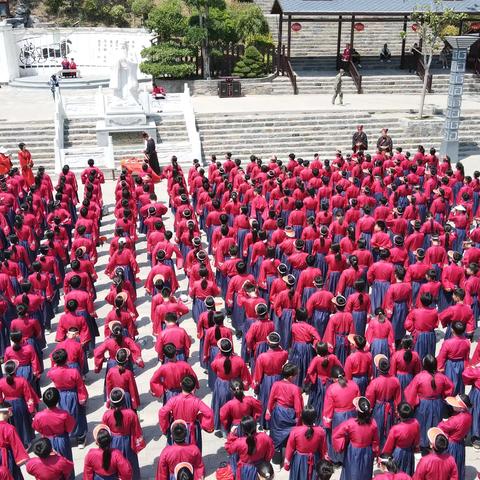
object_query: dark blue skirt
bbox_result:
[415,397,445,448]
[308,379,330,424]
[231,295,246,332]
[352,311,367,336]
[396,373,413,397]
[259,374,281,428]
[448,440,465,480]
[241,317,255,363]
[192,298,206,324]
[10,397,35,446]
[352,374,369,396]
[391,301,408,341]
[231,463,257,480]
[470,387,480,439]
[311,309,330,338]
[59,389,88,439]
[212,378,233,430]
[327,271,341,295]
[93,474,117,480]
[316,254,327,279]
[289,342,314,387]
[360,232,372,250]
[393,446,414,476]
[411,280,425,306]
[301,287,316,308]
[438,289,453,313]
[414,331,436,361]
[207,346,219,390]
[373,400,394,448]
[111,434,140,480]
[370,281,390,314]
[274,309,293,350]
[269,405,296,449]
[50,431,73,462]
[335,333,350,366]
[370,338,389,377]
[289,452,319,480]
[340,444,373,480]
[445,358,465,395]
[0,445,23,480]
[327,410,356,463]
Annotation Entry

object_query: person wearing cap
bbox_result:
[404,355,454,452]
[272,275,297,350]
[344,335,372,396]
[0,359,39,447]
[439,287,475,339]
[145,252,179,295]
[365,308,395,375]
[253,332,288,429]
[366,355,401,448]
[156,421,204,480]
[305,276,333,337]
[383,265,412,344]
[412,427,458,480]
[268,263,290,306]
[189,267,221,324]
[333,396,379,478]
[56,298,91,347]
[371,221,393,258]
[437,394,472,480]
[448,205,469,253]
[244,302,274,370]
[323,294,353,365]
[102,388,145,479]
[382,402,419,476]
[374,456,412,480]
[290,308,321,386]
[105,293,139,339]
[94,322,144,377]
[32,387,75,467]
[425,234,447,279]
[84,425,133,480]
[389,236,409,269]
[266,362,303,465]
[155,312,191,362]
[0,402,29,480]
[278,226,298,266]
[352,125,368,152]
[211,338,251,431]
[26,437,74,480]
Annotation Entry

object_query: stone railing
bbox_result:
[53,86,65,173]
[181,83,202,163]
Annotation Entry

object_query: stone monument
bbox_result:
[440,35,478,163]
[96,41,156,147]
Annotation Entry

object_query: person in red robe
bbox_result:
[17,143,34,187]
[26,437,74,480]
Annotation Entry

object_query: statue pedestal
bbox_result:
[96,91,156,147]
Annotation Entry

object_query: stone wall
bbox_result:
[157,75,276,96]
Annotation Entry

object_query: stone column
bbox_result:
[440,35,478,163]
[0,24,20,83]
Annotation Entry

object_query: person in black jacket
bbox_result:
[142,131,160,175]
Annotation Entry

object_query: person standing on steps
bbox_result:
[332,70,344,105]
[142,131,161,176]
[352,125,368,152]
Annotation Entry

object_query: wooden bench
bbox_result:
[58,69,81,79]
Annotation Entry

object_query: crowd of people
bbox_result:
[0,136,479,480]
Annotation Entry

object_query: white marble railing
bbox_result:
[181,83,202,163]
[53,86,65,173]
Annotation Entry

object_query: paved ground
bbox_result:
[13,178,480,480]
[192,92,480,115]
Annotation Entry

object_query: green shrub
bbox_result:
[233,45,266,78]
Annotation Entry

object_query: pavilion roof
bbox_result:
[271,0,480,16]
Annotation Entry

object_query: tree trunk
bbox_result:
[418,54,433,118]
[199,10,211,80]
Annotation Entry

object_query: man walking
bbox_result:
[332,69,344,105]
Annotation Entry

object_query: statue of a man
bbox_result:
[109,41,139,105]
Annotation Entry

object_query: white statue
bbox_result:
[109,41,139,105]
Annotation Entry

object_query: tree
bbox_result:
[109,4,128,26]
[410,0,466,118]
[233,45,267,78]
[131,0,154,24]
[232,4,269,44]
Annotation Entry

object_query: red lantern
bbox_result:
[354,22,365,32]
[291,22,302,32]
[411,23,419,32]
[470,22,480,32]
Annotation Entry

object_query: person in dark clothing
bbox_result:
[376,128,393,153]
[352,125,368,152]
[142,131,160,176]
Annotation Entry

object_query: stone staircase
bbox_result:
[271,73,480,95]
[196,110,480,161]
[63,113,191,167]
[0,119,56,171]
